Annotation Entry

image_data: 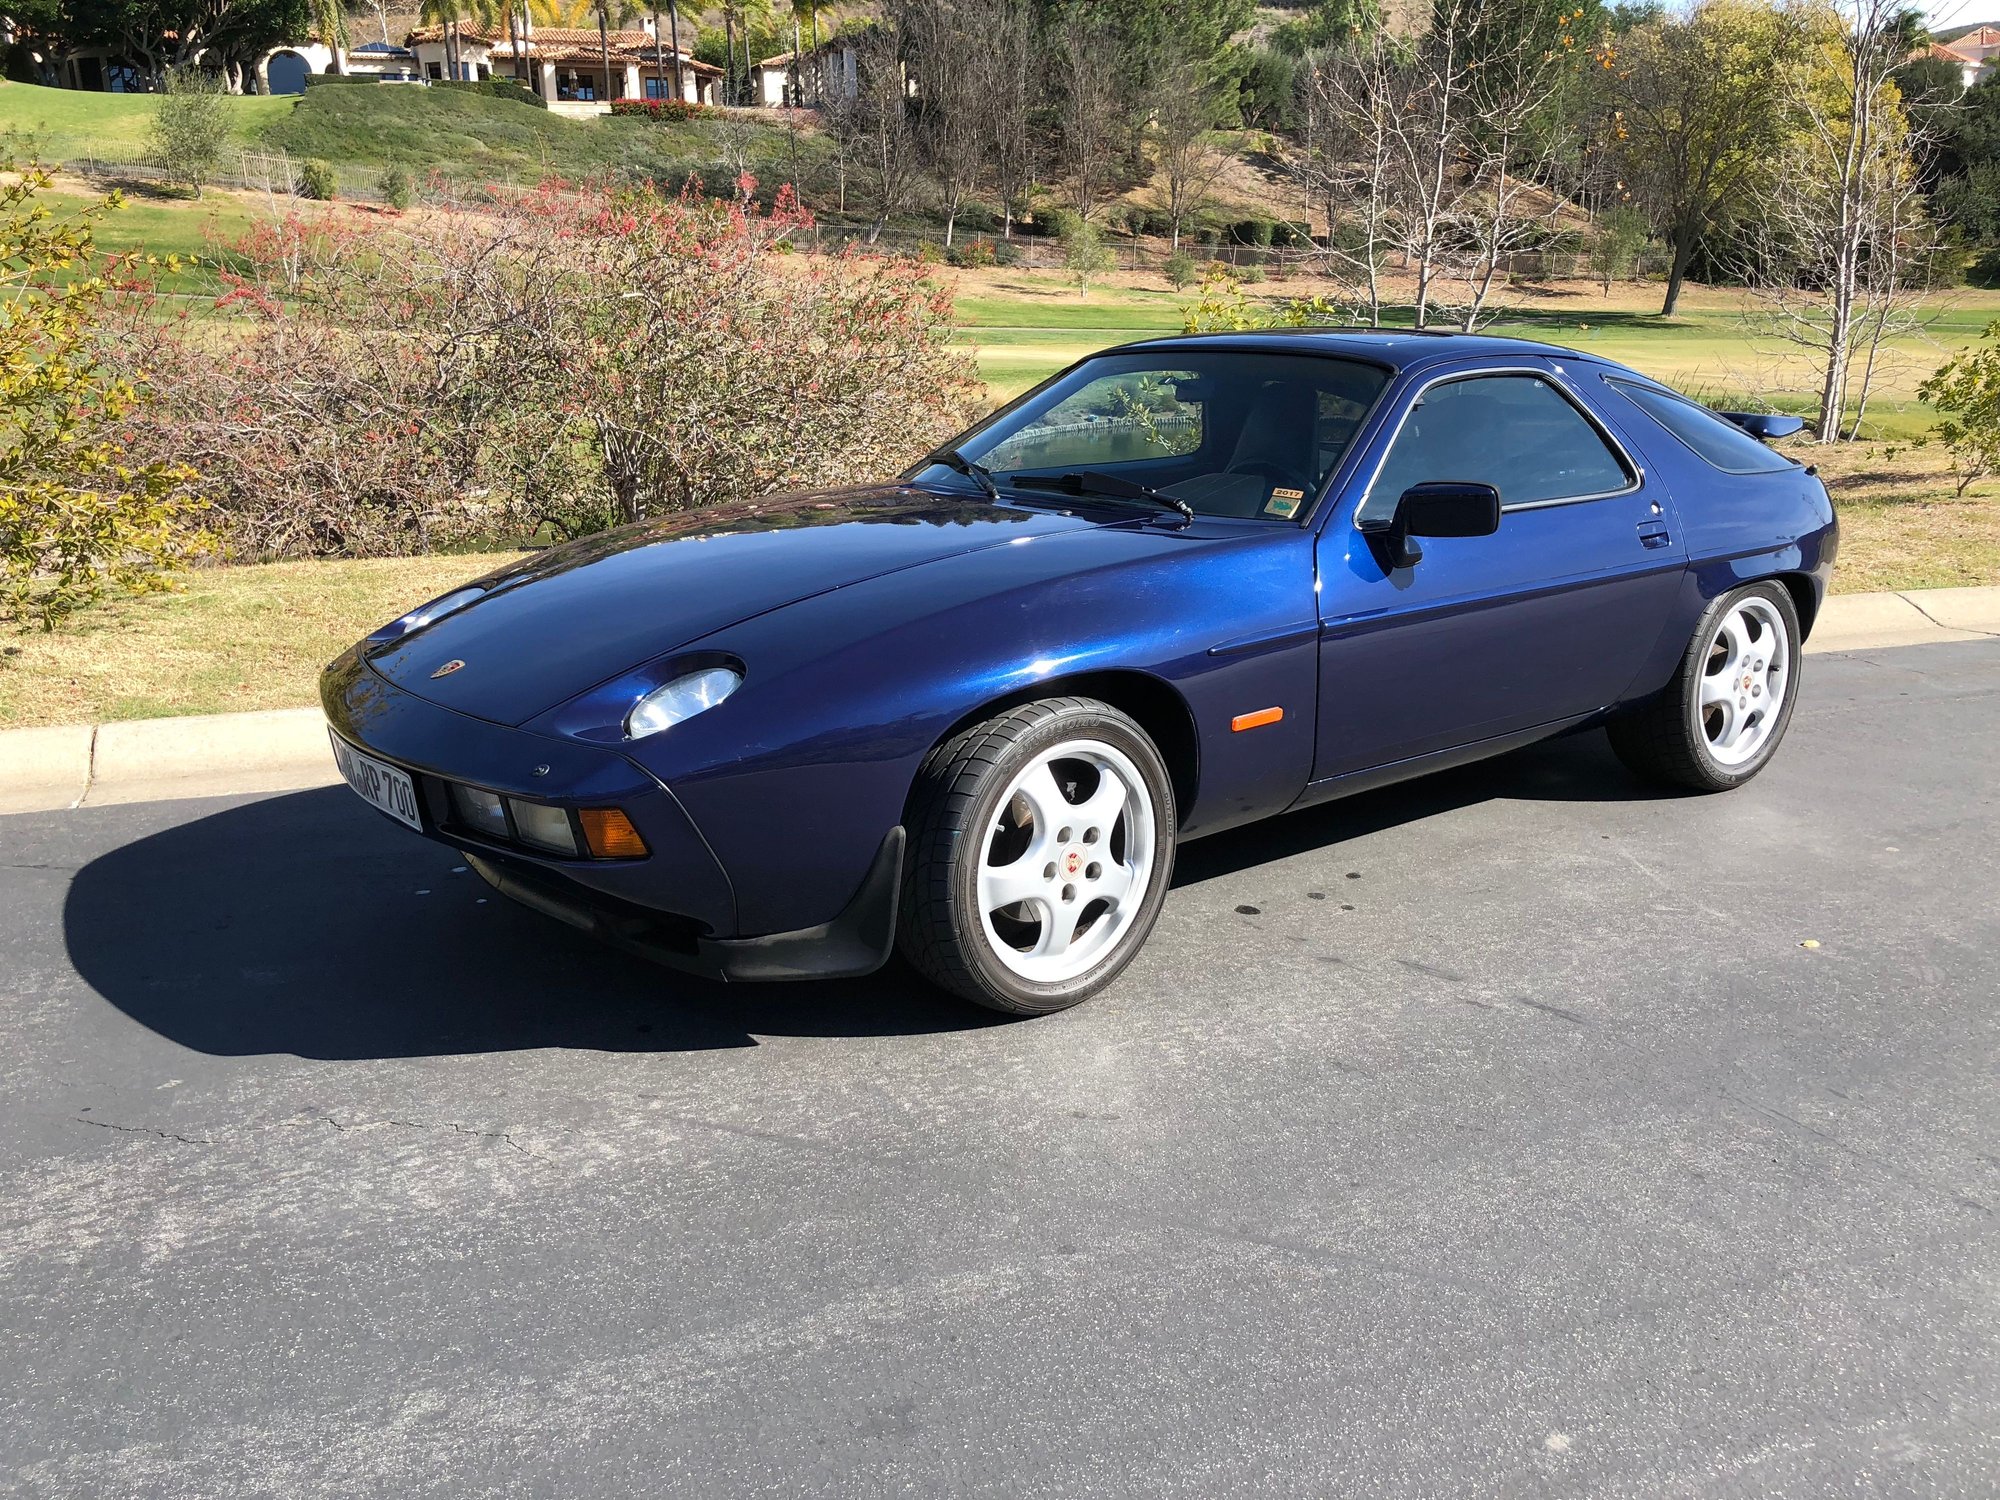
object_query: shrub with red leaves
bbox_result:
[109,178,981,558]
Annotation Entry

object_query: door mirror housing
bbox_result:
[1359,481,1501,568]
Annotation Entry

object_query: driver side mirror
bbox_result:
[1360,481,1501,568]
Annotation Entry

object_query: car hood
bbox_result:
[363,485,1102,726]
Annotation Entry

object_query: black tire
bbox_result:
[898,697,1177,1015]
[1608,580,1803,792]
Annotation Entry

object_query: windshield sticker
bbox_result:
[1265,488,1304,517]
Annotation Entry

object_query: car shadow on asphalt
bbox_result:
[63,730,1662,1060]
[1170,728,1670,887]
[62,785,999,1059]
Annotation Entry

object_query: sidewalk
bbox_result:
[3,585,1995,816]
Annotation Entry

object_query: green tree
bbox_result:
[0,168,206,628]
[65,0,311,82]
[1061,216,1113,297]
[1588,205,1649,292]
[1919,321,2000,493]
[147,67,230,198]
[1612,0,1792,315]
[1035,0,1252,80]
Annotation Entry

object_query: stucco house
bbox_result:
[406,20,721,110]
[1921,28,2000,88]
[752,40,859,108]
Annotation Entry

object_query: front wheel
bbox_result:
[899,698,1176,1015]
[1608,581,1802,792]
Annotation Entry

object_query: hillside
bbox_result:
[262,82,818,188]
[0,80,292,163]
[0,79,820,193]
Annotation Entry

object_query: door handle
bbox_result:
[1637,519,1671,549]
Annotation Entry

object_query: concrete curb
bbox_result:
[0,724,95,815]
[1,707,337,816]
[1804,585,2000,653]
[2,586,1996,817]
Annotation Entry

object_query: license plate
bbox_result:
[329,731,422,832]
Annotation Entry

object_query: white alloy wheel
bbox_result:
[975,739,1158,985]
[1608,579,1805,792]
[1695,595,1791,767]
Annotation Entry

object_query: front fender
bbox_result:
[594,522,1321,936]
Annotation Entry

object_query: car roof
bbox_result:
[1113,328,1604,375]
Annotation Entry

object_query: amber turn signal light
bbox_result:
[1231,706,1284,732]
[579,807,649,859]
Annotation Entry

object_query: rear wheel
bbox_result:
[899,698,1176,1015]
[1608,581,1801,791]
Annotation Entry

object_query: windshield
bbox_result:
[923,351,1390,521]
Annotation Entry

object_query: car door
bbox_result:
[1308,358,1687,785]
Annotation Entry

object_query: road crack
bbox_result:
[312,1113,543,1159]
[1896,592,2000,639]
[71,1117,212,1146]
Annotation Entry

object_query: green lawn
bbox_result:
[32,189,262,294]
[0,80,293,164]
[952,269,2000,439]
[261,81,820,193]
[0,78,819,197]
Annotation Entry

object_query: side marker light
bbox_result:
[580,807,649,859]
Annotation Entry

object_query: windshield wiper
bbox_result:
[1007,470,1195,523]
[923,446,1001,504]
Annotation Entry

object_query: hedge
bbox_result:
[608,98,713,122]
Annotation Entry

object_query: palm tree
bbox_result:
[666,1,684,99]
[720,1,774,106]
[793,0,826,105]
[421,0,505,82]
[592,0,644,100]
[418,0,461,81]
[310,0,350,72]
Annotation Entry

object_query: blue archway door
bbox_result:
[267,51,309,95]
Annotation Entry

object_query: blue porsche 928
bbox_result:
[323,331,1836,1014]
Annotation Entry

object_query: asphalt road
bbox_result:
[2,642,1996,1498]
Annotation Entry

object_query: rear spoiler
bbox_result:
[1719,411,1805,442]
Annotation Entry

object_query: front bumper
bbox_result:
[321,649,901,982]
[465,827,903,983]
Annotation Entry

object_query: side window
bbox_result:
[1315,386,1372,481]
[980,369,1203,473]
[1608,379,1797,475]
[1362,373,1633,521]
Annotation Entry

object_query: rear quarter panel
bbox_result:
[1573,365,1838,697]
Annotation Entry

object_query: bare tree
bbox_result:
[895,0,999,247]
[1147,40,1234,251]
[1750,0,1938,441]
[986,0,1037,238]
[1299,2,1589,330]
[1052,12,1130,223]
[1294,35,1399,324]
[1444,57,1578,330]
[1374,18,1480,327]
[840,27,921,241]
[819,83,861,215]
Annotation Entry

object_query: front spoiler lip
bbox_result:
[464,827,905,983]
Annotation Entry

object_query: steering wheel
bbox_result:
[1226,458,1314,500]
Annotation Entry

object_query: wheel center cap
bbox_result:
[1063,849,1083,877]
